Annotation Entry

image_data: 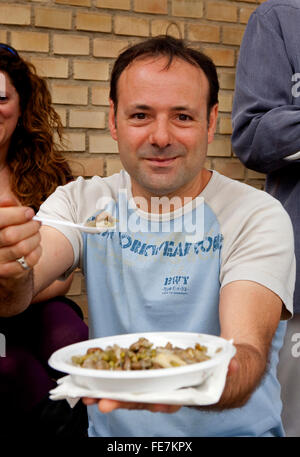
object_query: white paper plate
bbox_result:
[49,332,236,394]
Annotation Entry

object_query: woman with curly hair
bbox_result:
[0,44,88,437]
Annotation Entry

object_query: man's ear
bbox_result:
[207,103,218,145]
[109,99,118,141]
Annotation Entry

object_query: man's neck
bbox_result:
[132,169,212,214]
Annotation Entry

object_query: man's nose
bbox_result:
[148,119,172,149]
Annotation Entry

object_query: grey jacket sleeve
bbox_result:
[232,10,300,173]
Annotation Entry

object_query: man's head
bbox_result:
[110,35,219,118]
[109,36,219,203]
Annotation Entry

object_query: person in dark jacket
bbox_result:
[232,0,300,437]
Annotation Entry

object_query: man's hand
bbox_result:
[0,198,42,278]
[82,397,181,414]
[81,358,239,414]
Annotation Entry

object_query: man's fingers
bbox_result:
[82,397,98,406]
[227,357,239,376]
[86,398,181,414]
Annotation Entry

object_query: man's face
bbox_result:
[109,56,218,202]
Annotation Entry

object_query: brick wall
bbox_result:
[0,0,267,318]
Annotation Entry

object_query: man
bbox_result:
[0,36,296,437]
[232,0,300,436]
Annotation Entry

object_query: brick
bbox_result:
[172,0,203,18]
[89,134,119,153]
[106,157,124,176]
[68,293,88,321]
[67,271,83,295]
[55,107,67,127]
[245,179,265,190]
[74,157,104,177]
[218,93,233,112]
[69,109,106,129]
[73,61,109,81]
[76,12,112,33]
[11,31,49,52]
[134,0,168,15]
[218,71,236,90]
[204,158,212,170]
[188,24,220,43]
[53,34,89,55]
[0,4,31,25]
[212,158,245,180]
[203,47,235,67]
[30,57,69,78]
[240,7,256,24]
[93,38,129,58]
[95,0,130,9]
[115,16,150,37]
[56,0,91,6]
[151,20,184,39]
[35,7,72,30]
[206,2,238,23]
[247,169,266,179]
[207,137,231,157]
[51,84,88,105]
[91,86,110,106]
[0,31,7,42]
[63,132,86,151]
[218,117,232,135]
[222,25,245,45]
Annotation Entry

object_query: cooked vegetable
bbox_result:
[71,337,210,371]
[85,212,116,229]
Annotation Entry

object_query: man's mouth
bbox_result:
[145,157,178,167]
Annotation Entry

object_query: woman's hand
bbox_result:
[0,198,42,279]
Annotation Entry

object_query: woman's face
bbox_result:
[0,71,20,157]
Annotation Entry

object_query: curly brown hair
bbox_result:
[0,45,73,212]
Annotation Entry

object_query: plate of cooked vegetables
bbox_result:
[48,332,236,394]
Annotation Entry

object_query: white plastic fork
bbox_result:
[33,216,115,233]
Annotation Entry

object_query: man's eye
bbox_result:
[133,113,146,120]
[178,113,192,121]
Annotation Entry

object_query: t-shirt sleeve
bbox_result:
[37,179,85,279]
[220,194,296,320]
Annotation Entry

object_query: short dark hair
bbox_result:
[110,35,219,114]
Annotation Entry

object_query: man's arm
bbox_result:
[211,279,282,410]
[232,10,300,173]
[84,279,282,414]
[31,275,73,304]
[0,203,74,316]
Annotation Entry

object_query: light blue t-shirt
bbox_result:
[38,170,295,437]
